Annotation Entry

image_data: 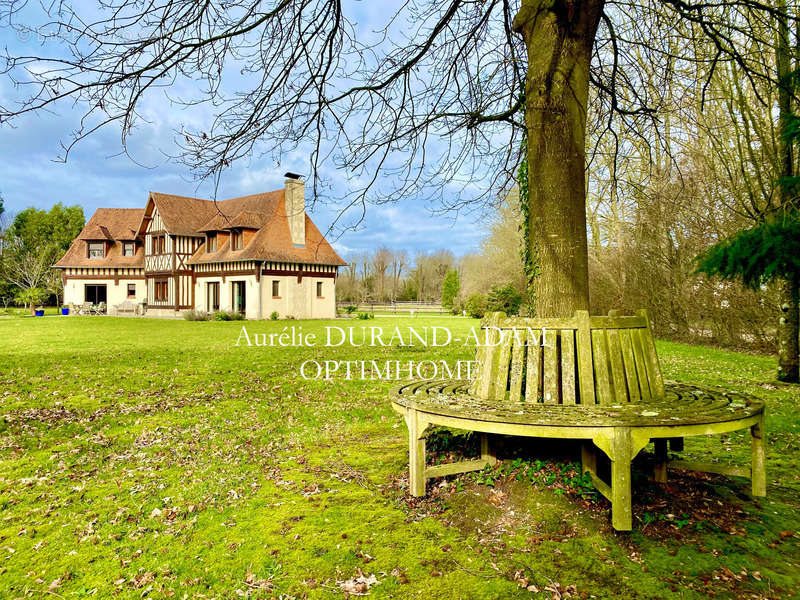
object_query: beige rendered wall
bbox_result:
[259,274,336,319]
[64,278,145,307]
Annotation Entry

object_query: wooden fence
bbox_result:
[338,301,449,314]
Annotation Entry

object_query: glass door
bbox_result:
[84,284,107,304]
[207,282,220,311]
[232,281,246,314]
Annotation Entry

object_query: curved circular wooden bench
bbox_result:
[390,311,767,531]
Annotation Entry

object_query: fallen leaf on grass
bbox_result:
[488,490,505,506]
[244,570,274,590]
[338,569,379,596]
[390,568,408,584]
[132,572,155,588]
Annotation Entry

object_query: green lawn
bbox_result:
[0,316,798,599]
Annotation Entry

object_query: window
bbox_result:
[127,284,136,298]
[152,235,165,254]
[316,281,323,297]
[231,230,242,251]
[88,242,105,259]
[154,280,168,302]
[206,234,217,252]
[272,280,280,298]
[206,282,220,311]
[122,242,135,257]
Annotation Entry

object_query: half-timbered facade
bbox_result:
[55,175,346,318]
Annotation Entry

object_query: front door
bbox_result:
[85,284,107,304]
[232,281,246,314]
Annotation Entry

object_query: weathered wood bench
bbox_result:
[391,310,766,530]
[112,301,138,315]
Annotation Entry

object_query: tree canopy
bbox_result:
[1,204,85,304]
[7,204,85,254]
[441,269,460,309]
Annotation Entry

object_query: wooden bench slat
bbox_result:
[575,310,596,405]
[638,309,665,398]
[630,328,652,401]
[589,315,648,329]
[508,329,526,403]
[473,313,501,399]
[525,332,542,403]
[636,328,660,401]
[496,316,579,330]
[543,329,558,404]
[491,332,513,400]
[561,329,576,405]
[606,329,628,404]
[619,329,641,403]
[591,329,614,404]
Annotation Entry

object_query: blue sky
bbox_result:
[0,2,493,259]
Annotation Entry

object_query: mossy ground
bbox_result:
[0,316,797,599]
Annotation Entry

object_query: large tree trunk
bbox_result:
[514,0,604,317]
[777,278,800,382]
[776,0,799,382]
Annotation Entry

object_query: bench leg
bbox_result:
[480,433,497,467]
[653,439,668,484]
[405,410,428,497]
[751,414,766,497]
[669,437,684,452]
[610,428,633,531]
[581,441,597,476]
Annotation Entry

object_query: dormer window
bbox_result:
[122,242,135,257]
[231,230,243,251]
[88,242,105,259]
[206,233,217,252]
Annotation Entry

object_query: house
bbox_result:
[55,175,346,318]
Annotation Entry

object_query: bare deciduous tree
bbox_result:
[0,0,795,316]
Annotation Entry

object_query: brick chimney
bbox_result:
[284,173,305,247]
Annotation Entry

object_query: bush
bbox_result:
[357,312,374,320]
[270,311,279,320]
[486,283,523,315]
[450,296,465,315]
[183,310,211,321]
[464,293,486,318]
[15,287,49,309]
[213,310,245,321]
[344,305,358,314]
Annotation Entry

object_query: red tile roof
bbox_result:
[56,190,345,269]
[188,195,346,266]
[55,208,144,268]
[142,191,285,237]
